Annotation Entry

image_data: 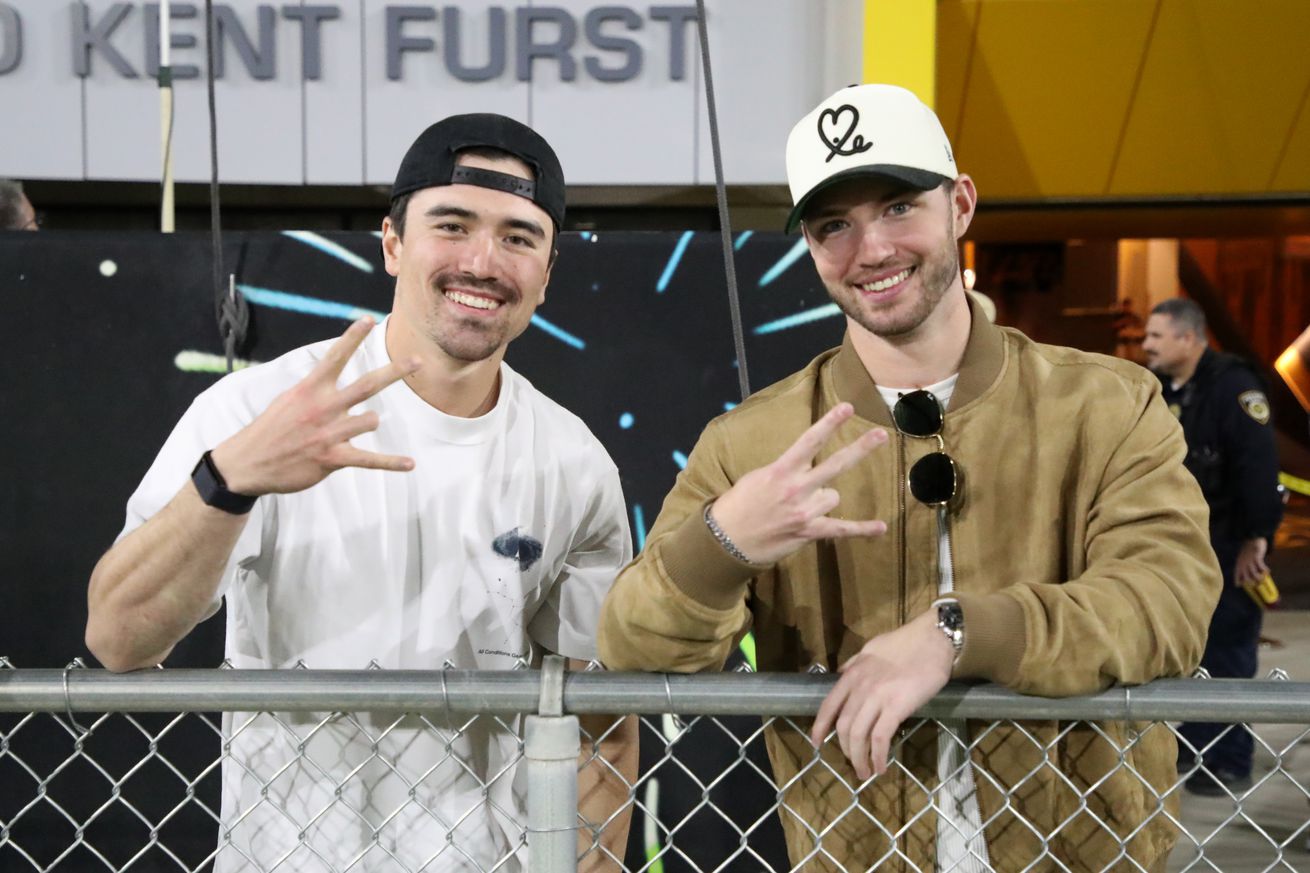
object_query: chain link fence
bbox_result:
[2,657,1308,872]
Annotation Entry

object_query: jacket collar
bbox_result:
[1192,347,1218,384]
[830,294,1006,425]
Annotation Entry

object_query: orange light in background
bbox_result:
[1276,323,1310,412]
[1281,236,1310,260]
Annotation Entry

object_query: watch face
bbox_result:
[192,451,256,514]
[938,601,964,631]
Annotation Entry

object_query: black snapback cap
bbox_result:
[390,113,566,232]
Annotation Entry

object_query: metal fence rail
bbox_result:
[8,668,1310,720]
[2,664,1308,872]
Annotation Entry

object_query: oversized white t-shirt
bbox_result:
[120,321,632,872]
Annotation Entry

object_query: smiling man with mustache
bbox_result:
[87,114,635,872]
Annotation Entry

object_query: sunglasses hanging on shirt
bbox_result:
[891,389,958,506]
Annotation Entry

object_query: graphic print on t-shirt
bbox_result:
[491,527,544,571]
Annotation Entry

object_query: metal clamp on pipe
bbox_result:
[538,653,566,717]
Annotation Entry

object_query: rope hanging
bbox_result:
[203,0,247,374]
[694,0,751,402]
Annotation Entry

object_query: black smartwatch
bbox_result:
[191,451,257,515]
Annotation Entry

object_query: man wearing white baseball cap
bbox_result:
[601,84,1219,870]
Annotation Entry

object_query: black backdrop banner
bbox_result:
[2,228,852,871]
[3,229,850,667]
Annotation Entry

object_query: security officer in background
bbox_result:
[1143,297,1284,796]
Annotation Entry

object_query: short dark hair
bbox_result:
[0,179,27,230]
[1151,298,1207,339]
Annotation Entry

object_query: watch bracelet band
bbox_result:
[191,450,257,515]
[703,503,752,564]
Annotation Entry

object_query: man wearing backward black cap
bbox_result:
[87,115,635,872]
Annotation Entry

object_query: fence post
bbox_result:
[526,655,579,873]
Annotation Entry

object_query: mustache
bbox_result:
[435,272,518,303]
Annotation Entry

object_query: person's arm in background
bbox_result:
[87,318,419,671]
[1218,369,1284,585]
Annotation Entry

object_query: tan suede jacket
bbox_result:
[598,312,1221,872]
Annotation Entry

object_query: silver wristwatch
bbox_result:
[934,598,965,663]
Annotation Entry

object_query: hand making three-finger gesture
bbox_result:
[210,317,422,497]
[707,402,890,565]
[709,402,956,784]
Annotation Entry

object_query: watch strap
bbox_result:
[191,451,257,515]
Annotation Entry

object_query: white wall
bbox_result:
[0,0,863,186]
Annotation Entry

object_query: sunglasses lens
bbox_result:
[893,390,942,437]
[909,452,956,505]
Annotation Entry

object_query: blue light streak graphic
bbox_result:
[619,412,635,429]
[758,238,809,287]
[633,504,647,552]
[579,231,593,242]
[238,285,385,321]
[656,231,694,293]
[672,450,688,470]
[529,314,586,349]
[734,231,753,251]
[724,401,737,411]
[283,231,375,273]
[237,285,585,350]
[753,303,842,335]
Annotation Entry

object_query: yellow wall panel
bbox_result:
[1110,0,1310,195]
[932,0,1310,199]
[935,1,982,160]
[944,0,1158,199]
[1269,92,1310,191]
[864,0,937,106]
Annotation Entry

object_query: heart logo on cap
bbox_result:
[817,105,873,163]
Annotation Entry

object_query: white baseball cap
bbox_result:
[785,84,958,232]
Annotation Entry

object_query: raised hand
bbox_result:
[708,402,889,565]
[210,317,422,496]
[809,610,955,781]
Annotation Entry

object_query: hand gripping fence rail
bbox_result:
[2,657,1309,872]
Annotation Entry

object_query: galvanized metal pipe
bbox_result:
[2,670,1308,723]
[525,715,581,873]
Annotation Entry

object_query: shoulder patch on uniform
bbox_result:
[1237,390,1271,425]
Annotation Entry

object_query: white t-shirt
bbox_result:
[120,321,632,872]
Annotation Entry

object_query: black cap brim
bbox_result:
[784,165,951,233]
